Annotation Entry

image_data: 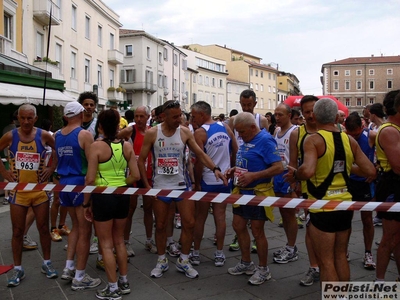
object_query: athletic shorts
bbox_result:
[59,175,85,207]
[9,190,49,207]
[156,188,187,203]
[309,211,354,233]
[273,171,290,194]
[135,179,152,188]
[348,179,372,201]
[92,193,130,222]
[200,180,231,193]
[376,171,400,222]
[232,205,268,221]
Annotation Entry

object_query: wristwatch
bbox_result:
[213,165,221,173]
[82,202,91,208]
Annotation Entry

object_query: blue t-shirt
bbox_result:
[235,130,281,187]
[350,129,374,181]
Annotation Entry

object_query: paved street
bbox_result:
[0,197,396,300]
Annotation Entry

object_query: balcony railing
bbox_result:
[121,82,157,94]
[33,0,61,26]
[108,49,124,65]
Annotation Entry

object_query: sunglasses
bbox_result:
[163,100,180,111]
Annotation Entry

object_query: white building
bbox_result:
[23,0,123,106]
[179,46,228,116]
[227,79,249,113]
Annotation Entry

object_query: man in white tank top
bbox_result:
[272,103,300,264]
[138,100,227,280]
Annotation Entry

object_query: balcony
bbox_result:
[108,49,124,65]
[33,60,62,80]
[121,82,157,94]
[107,89,124,102]
[33,0,61,26]
[163,87,169,96]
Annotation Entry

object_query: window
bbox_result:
[97,64,102,87]
[163,48,168,61]
[260,98,264,108]
[71,5,77,30]
[198,75,203,85]
[345,98,350,106]
[173,79,177,91]
[268,86,271,92]
[357,98,362,106]
[71,52,76,79]
[250,82,253,89]
[369,80,374,90]
[387,69,393,75]
[185,72,189,81]
[158,74,163,88]
[4,12,12,40]
[147,47,151,60]
[163,75,168,88]
[273,74,276,80]
[345,81,350,90]
[369,98,374,104]
[36,32,44,59]
[388,80,393,89]
[109,33,114,50]
[219,79,223,88]
[260,71,264,78]
[345,70,350,76]
[211,78,215,87]
[255,83,258,91]
[212,94,216,108]
[268,73,271,80]
[85,16,90,39]
[97,25,102,47]
[193,75,196,83]
[218,94,223,108]
[250,69,253,76]
[122,69,136,83]
[333,81,339,90]
[55,43,62,72]
[255,70,258,77]
[158,52,162,64]
[109,69,114,87]
[356,81,362,90]
[333,70,339,76]
[182,82,185,93]
[146,70,153,88]
[173,53,178,65]
[273,86,276,93]
[260,84,264,91]
[205,76,209,86]
[84,59,90,83]
[356,70,362,76]
[369,69,374,76]
[125,45,133,56]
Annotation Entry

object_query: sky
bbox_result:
[102,0,400,95]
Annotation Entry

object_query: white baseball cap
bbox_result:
[64,102,85,118]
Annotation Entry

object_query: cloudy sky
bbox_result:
[102,0,400,95]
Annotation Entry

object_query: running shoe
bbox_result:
[150,257,169,278]
[118,278,131,295]
[61,268,75,281]
[373,216,382,226]
[59,225,71,236]
[228,261,256,275]
[300,267,320,286]
[96,259,105,271]
[297,217,304,229]
[71,273,101,291]
[90,237,99,254]
[7,268,25,287]
[95,285,122,300]
[273,245,287,257]
[41,261,58,278]
[189,252,201,266]
[125,241,135,257]
[23,235,38,250]
[145,239,157,254]
[214,252,226,267]
[248,266,271,285]
[50,228,62,242]
[229,235,240,251]
[175,213,182,229]
[176,257,199,278]
[2,196,9,205]
[166,242,180,257]
[273,246,299,264]
[363,252,376,270]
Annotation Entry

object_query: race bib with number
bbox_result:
[157,158,179,175]
[15,152,40,171]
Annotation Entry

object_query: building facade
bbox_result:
[321,55,400,113]
[277,71,301,103]
[23,0,123,106]
[179,46,228,116]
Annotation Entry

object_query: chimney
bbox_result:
[371,54,374,57]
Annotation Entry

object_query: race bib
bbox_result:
[234,166,248,186]
[157,158,178,175]
[15,152,40,171]
[333,160,345,173]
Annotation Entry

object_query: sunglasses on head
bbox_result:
[163,100,180,111]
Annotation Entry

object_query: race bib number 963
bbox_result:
[15,152,40,171]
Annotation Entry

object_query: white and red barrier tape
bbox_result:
[1,182,398,212]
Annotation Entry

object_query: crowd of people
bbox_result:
[1,88,400,299]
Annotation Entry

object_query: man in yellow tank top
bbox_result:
[285,98,376,284]
[375,90,400,282]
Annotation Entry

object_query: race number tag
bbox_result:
[157,158,178,175]
[333,160,345,173]
[15,152,40,171]
[234,166,248,186]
